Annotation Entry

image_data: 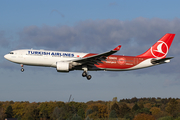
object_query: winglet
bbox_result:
[113,45,121,51]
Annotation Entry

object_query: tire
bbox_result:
[87,75,92,80]
[21,68,24,72]
[82,71,87,77]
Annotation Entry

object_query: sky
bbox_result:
[1,0,180,102]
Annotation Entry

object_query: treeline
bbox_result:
[0,97,180,120]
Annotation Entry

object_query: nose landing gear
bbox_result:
[21,64,24,72]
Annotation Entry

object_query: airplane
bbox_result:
[4,33,175,80]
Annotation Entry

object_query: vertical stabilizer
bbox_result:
[137,33,175,58]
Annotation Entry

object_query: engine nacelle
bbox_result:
[56,61,72,72]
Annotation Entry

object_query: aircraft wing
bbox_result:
[72,45,121,66]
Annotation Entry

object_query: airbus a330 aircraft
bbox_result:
[4,33,175,80]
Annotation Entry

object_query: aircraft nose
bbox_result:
[4,54,9,60]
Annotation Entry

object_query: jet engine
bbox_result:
[56,61,72,72]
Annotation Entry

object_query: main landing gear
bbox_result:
[21,64,24,72]
[82,71,92,80]
[82,66,92,80]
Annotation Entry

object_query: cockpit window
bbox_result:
[9,52,14,54]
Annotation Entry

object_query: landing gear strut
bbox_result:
[21,64,24,72]
[82,66,92,80]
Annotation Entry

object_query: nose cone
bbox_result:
[4,54,9,60]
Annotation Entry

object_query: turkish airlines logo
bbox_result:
[151,41,168,58]
[118,57,126,65]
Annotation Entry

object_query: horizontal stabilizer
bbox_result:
[151,57,173,64]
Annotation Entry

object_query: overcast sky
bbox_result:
[1,0,180,102]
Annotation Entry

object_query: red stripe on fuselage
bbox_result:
[83,53,149,69]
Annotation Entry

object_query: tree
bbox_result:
[124,113,133,120]
[68,102,87,114]
[39,101,57,119]
[77,108,85,119]
[150,107,164,119]
[71,114,82,120]
[166,98,178,117]
[132,103,140,112]
[51,107,60,120]
[5,105,13,118]
[112,97,118,103]
[21,102,39,120]
[138,101,144,109]
[119,103,131,118]
[0,107,6,120]
[57,104,75,120]
[86,103,108,119]
[151,97,156,103]
[144,103,152,109]
[161,98,168,104]
[85,116,93,120]
[136,108,151,115]
[109,97,118,114]
[56,101,65,108]
[21,113,33,120]
[174,117,180,120]
[157,116,173,120]
[131,97,138,103]
[109,110,117,118]
[86,109,93,117]
[111,103,120,115]
[133,113,155,120]
[92,105,98,113]
[40,109,48,119]
[12,102,29,118]
[58,107,68,120]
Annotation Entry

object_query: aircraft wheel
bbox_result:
[82,71,87,77]
[87,75,92,80]
[21,68,24,72]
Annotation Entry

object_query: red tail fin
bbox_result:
[137,33,175,58]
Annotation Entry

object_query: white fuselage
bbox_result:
[4,49,88,68]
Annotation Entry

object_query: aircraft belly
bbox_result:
[20,56,76,67]
[11,55,54,67]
